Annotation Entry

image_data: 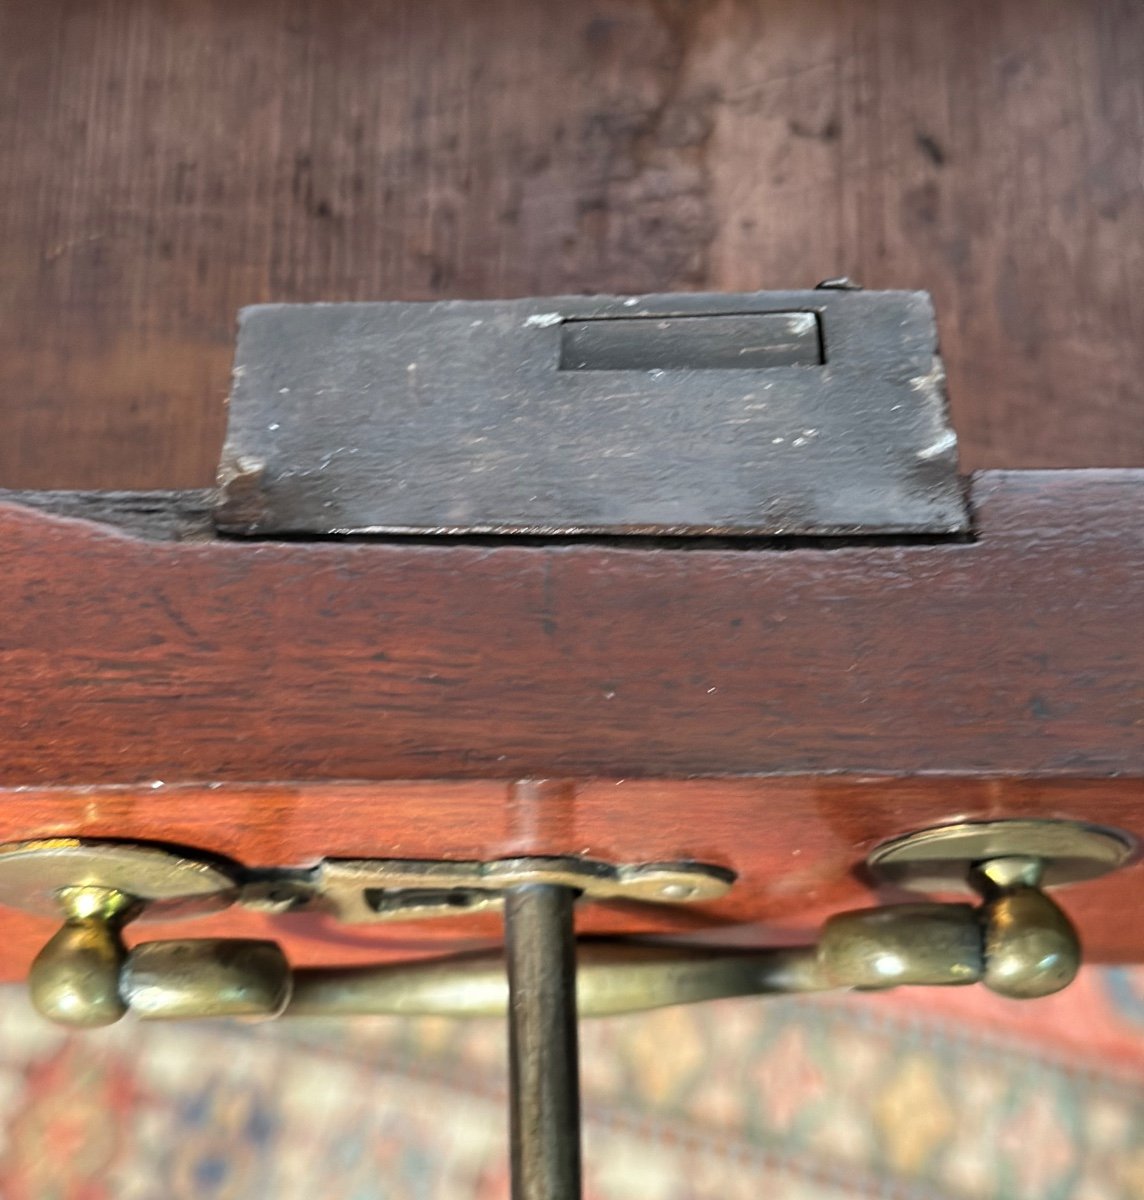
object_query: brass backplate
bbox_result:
[244,856,736,923]
[867,819,1136,893]
[0,840,239,920]
[0,840,733,926]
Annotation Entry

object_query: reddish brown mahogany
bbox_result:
[0,470,1141,978]
[1,472,1141,785]
[2,0,1142,991]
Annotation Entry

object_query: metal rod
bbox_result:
[280,943,827,1019]
[504,884,582,1200]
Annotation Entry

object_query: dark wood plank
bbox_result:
[0,470,1140,785]
[217,292,968,538]
[1,0,1142,490]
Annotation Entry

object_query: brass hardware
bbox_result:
[279,902,992,1021]
[104,891,1070,1021]
[862,818,1135,1001]
[100,938,915,1021]
[125,939,292,1020]
[1,840,240,1028]
[0,842,731,1028]
[283,942,831,1020]
[28,886,140,1028]
[0,820,1132,1026]
[0,819,1132,1200]
[972,856,1081,999]
[865,819,1134,891]
[0,839,238,919]
[242,856,735,923]
[816,903,981,990]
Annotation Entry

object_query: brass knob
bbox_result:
[866,820,1128,1000]
[28,887,140,1028]
[973,857,1081,999]
[5,840,241,1027]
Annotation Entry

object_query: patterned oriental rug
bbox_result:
[0,968,1142,1199]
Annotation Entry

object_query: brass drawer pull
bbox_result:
[26,858,1087,1027]
[0,820,1131,1027]
[0,819,1132,1200]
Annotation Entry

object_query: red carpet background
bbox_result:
[0,967,1142,1199]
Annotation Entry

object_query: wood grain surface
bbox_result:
[1,1,1142,978]
[2,0,1143,490]
[1,471,1140,786]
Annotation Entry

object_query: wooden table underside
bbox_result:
[0,470,1140,976]
[1,0,1142,979]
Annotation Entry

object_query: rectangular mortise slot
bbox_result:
[363,887,498,916]
[558,312,823,371]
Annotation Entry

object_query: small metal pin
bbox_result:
[504,884,582,1200]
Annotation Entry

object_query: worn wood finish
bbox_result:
[0,777,1141,982]
[1,0,1142,982]
[0,471,1140,785]
[217,292,968,538]
[2,0,1143,491]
